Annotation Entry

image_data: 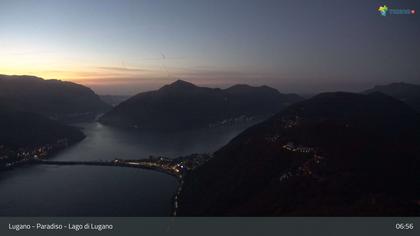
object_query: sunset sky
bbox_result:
[0,0,419,95]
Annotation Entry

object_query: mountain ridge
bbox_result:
[0,74,111,123]
[363,82,420,112]
[99,80,303,131]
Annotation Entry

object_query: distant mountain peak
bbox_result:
[364,82,420,112]
[227,84,253,89]
[372,82,416,89]
[157,80,199,92]
[100,81,303,131]
[225,84,278,93]
[167,79,197,88]
[227,84,267,89]
[367,82,420,90]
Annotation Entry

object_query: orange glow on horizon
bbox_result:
[0,66,168,86]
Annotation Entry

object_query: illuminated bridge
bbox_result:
[32,159,182,179]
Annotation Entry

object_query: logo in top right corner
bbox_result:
[378,5,389,16]
[378,5,415,16]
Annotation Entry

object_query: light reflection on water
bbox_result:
[0,122,251,216]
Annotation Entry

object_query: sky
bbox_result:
[0,0,419,95]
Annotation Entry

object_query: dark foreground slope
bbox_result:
[0,74,110,122]
[178,92,420,216]
[0,107,85,149]
[364,82,420,112]
[0,105,85,167]
[99,80,302,131]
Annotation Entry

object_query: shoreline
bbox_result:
[1,141,206,217]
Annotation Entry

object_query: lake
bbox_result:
[0,122,250,216]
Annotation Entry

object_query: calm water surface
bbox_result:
[0,122,249,216]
